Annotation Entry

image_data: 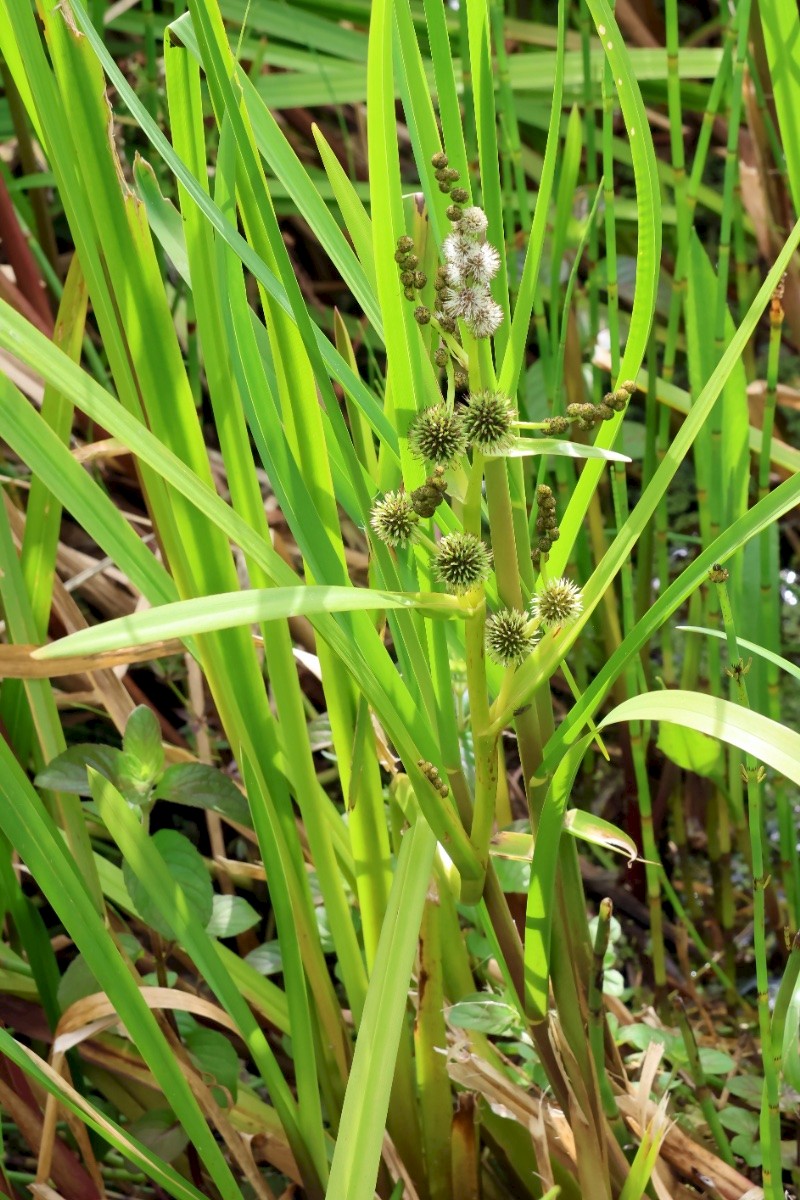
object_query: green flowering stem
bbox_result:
[462,449,485,539]
[674,997,735,1165]
[462,586,498,904]
[759,288,795,919]
[715,574,782,1200]
[588,899,623,1126]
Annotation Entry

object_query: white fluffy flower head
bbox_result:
[458,206,489,237]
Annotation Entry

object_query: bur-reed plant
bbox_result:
[0,1,799,1198]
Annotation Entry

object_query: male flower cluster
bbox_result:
[436,213,504,339]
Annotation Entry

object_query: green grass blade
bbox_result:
[600,691,800,789]
[498,0,565,398]
[0,1031,209,1200]
[35,586,463,658]
[543,0,662,575]
[760,5,800,217]
[325,820,437,1200]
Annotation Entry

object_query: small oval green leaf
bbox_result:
[123,831,213,940]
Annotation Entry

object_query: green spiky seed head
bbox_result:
[409,404,467,465]
[370,491,419,548]
[486,608,538,666]
[531,577,583,629]
[461,389,517,452]
[434,532,492,594]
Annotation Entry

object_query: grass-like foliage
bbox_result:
[0,0,799,1197]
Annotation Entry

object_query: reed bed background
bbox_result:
[0,0,799,1197]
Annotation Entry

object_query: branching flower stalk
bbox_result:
[428,175,605,1144]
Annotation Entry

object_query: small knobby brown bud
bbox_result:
[620,379,637,395]
[417,758,450,797]
[431,151,449,169]
[404,287,417,302]
[397,235,414,253]
[542,416,570,436]
[444,167,460,182]
[446,204,463,222]
[438,181,453,193]
[708,563,730,584]
[414,305,431,325]
[454,370,469,391]
[405,254,419,270]
[434,346,448,368]
[604,390,628,413]
[450,187,469,204]
[414,271,428,289]
[410,467,448,518]
[595,403,615,421]
[400,270,415,287]
[535,484,559,556]
[394,249,411,264]
[435,168,450,182]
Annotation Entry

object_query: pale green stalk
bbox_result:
[759,284,796,920]
[715,575,783,1198]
